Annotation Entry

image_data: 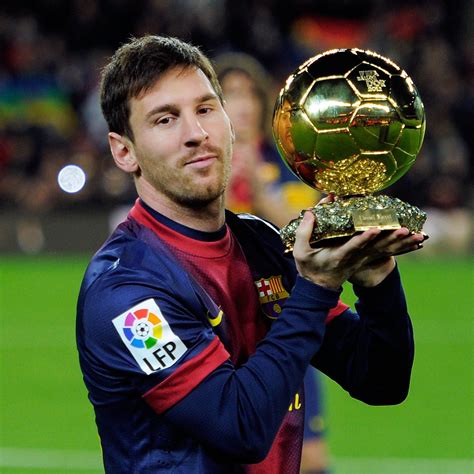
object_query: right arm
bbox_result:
[81,260,341,463]
[155,277,339,462]
[161,215,420,458]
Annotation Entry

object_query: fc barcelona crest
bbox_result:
[254,275,289,319]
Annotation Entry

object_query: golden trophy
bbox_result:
[272,48,427,252]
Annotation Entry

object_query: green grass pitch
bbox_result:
[0,254,473,473]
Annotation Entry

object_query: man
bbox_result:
[77,35,425,473]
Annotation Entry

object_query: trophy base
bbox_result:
[280,195,427,253]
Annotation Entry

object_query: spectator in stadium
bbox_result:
[215,52,320,227]
[216,52,330,473]
[77,35,425,473]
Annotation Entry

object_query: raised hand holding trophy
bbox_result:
[272,49,427,252]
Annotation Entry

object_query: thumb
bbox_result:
[293,211,315,256]
[318,192,335,205]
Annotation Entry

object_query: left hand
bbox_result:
[348,227,426,287]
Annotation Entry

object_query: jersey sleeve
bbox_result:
[78,270,341,462]
[325,299,350,324]
[312,265,414,405]
[78,276,229,408]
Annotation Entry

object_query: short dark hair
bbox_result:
[100,35,223,141]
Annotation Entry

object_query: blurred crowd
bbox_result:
[0,0,472,253]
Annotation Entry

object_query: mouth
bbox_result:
[185,154,218,168]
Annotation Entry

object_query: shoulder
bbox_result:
[225,210,296,278]
[235,212,280,234]
[80,225,153,292]
[78,223,196,324]
[227,211,285,250]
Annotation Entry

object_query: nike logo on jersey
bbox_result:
[207,308,224,327]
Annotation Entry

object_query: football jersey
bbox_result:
[77,199,413,473]
[131,201,323,473]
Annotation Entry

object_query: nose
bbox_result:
[183,115,209,147]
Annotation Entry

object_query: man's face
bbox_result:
[127,66,234,208]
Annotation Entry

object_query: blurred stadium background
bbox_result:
[0,1,472,473]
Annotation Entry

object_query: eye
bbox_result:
[198,106,213,115]
[155,115,175,126]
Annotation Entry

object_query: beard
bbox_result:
[139,143,233,209]
[167,160,231,209]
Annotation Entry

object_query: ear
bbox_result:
[108,132,138,173]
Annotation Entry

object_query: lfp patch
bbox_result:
[254,275,289,319]
[112,299,187,375]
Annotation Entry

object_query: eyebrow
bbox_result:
[145,93,220,121]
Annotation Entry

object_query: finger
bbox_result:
[317,193,335,205]
[376,229,425,255]
[396,235,425,253]
[393,242,424,256]
[340,228,382,253]
[370,228,418,248]
[371,227,410,245]
[293,211,315,258]
[388,229,425,245]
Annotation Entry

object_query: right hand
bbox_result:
[293,211,387,289]
[293,209,425,289]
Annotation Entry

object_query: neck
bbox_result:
[136,184,226,232]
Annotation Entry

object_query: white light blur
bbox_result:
[57,165,86,194]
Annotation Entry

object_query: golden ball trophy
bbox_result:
[272,48,427,252]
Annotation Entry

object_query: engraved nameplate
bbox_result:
[351,208,400,231]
